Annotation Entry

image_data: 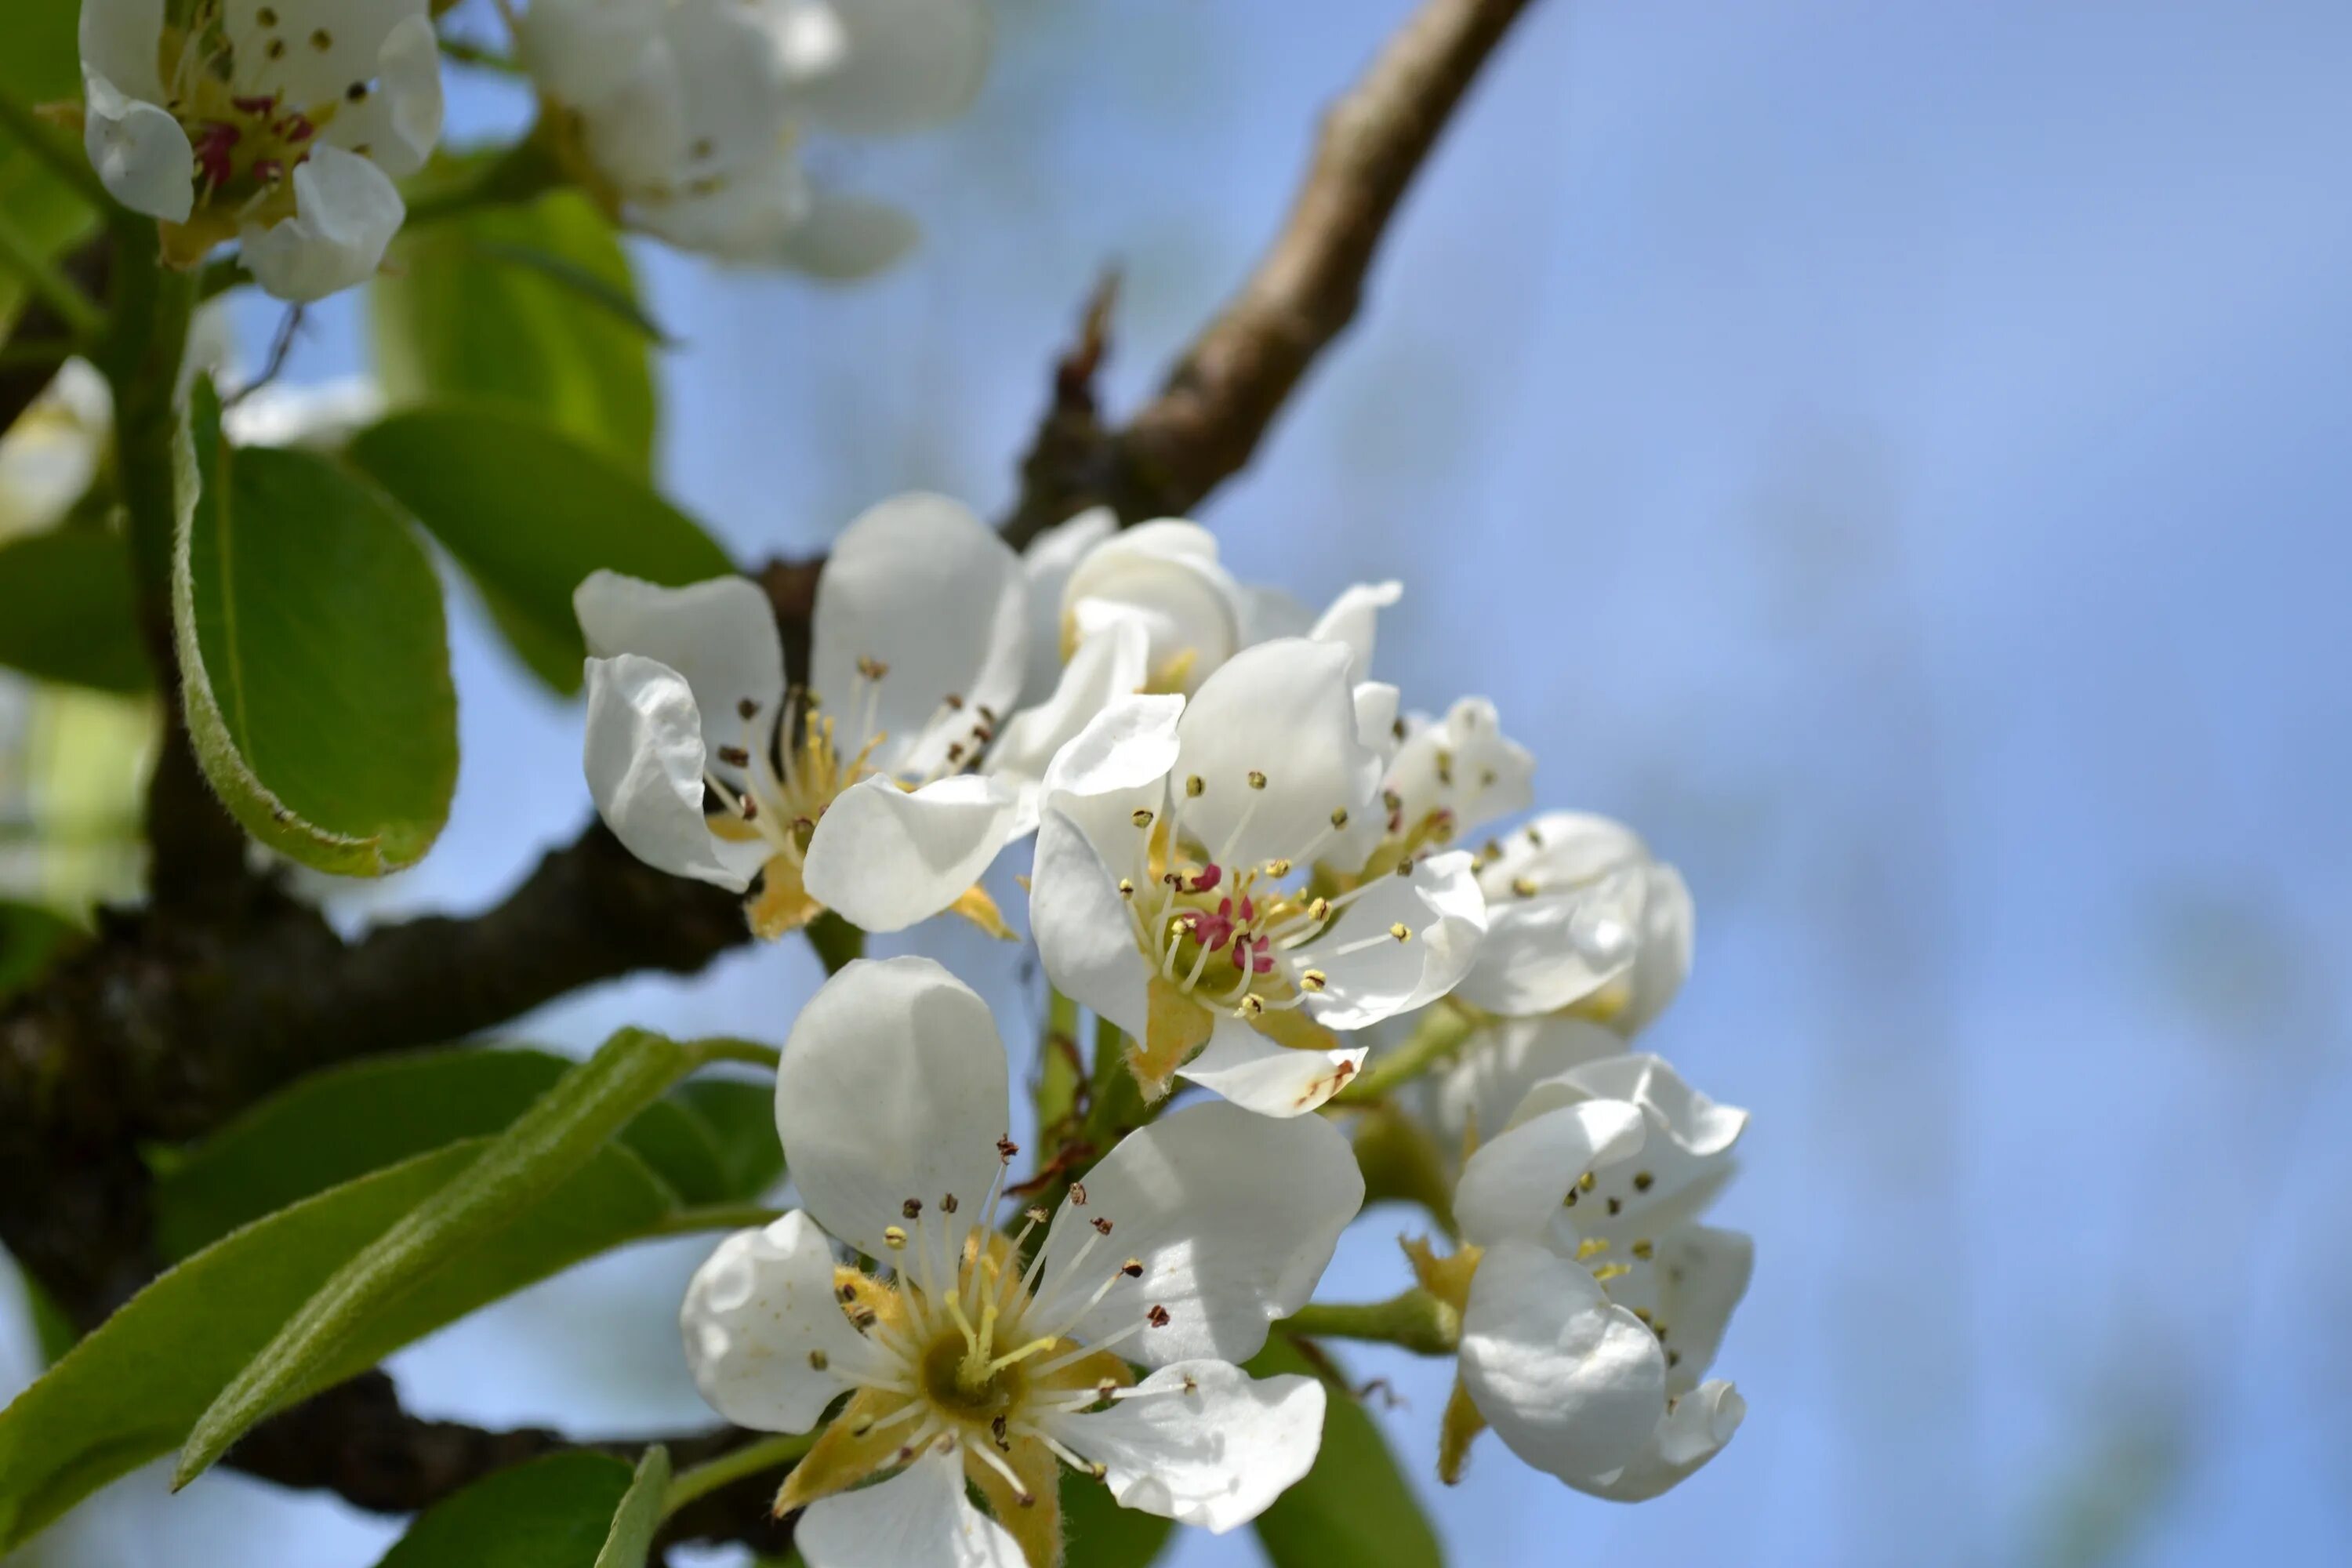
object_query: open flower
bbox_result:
[1029,640,1487,1117]
[577,492,1025,937]
[681,956,1363,1567]
[521,0,989,275]
[80,0,444,300]
[1415,1052,1750,1498]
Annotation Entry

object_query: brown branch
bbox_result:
[1002,0,1537,546]
[0,0,1541,1543]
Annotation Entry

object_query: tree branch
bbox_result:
[1002,0,1537,545]
[1,0,1542,1543]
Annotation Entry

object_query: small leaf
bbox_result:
[1059,1465,1174,1568]
[152,1046,772,1259]
[173,1028,698,1487]
[0,1140,677,1552]
[1249,1334,1444,1568]
[0,529,150,692]
[593,1446,672,1568]
[170,381,458,875]
[347,408,733,693]
[369,177,659,475]
[374,1451,637,1568]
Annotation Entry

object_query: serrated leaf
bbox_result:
[173,1028,697,1486]
[374,1450,637,1568]
[152,1046,775,1260]
[593,1446,671,1568]
[0,1140,677,1553]
[1249,1334,1444,1568]
[170,381,458,875]
[347,408,733,693]
[370,178,659,476]
[0,529,151,692]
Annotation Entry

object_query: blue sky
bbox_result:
[10,1,2352,1563]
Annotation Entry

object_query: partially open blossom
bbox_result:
[681,957,1362,1567]
[521,0,989,274]
[1029,641,1489,1118]
[577,492,1026,938]
[80,0,445,301]
[1416,1052,1750,1499]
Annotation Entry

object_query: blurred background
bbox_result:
[7,0,2351,1563]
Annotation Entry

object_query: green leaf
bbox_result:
[152,1047,776,1260]
[593,1446,671,1568]
[347,408,733,693]
[0,142,101,336]
[1249,1335,1444,1568]
[0,529,151,692]
[173,1029,698,1486]
[1060,1465,1174,1568]
[0,1,78,106]
[374,1451,637,1568]
[369,179,659,476]
[0,1140,677,1553]
[170,381,458,875]
[0,900,82,1004]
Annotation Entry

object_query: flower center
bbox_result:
[154,5,382,227]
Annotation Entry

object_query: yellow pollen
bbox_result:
[1247,770,1269,789]
[1330,807,1349,828]
[1301,969,1327,991]
[1574,1237,1610,1261]
[1632,1239,1656,1259]
[1512,877,1540,898]
[1388,923,1410,942]
[1265,858,1292,877]
[1578,1171,1597,1192]
[1592,1262,1632,1283]
[1132,808,1155,828]
[1185,775,1206,797]
[1117,878,1135,897]
[883,1225,908,1250]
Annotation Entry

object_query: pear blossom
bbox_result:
[1052,517,1402,695]
[1415,1052,1750,1498]
[577,492,1027,938]
[521,0,990,274]
[79,0,445,301]
[1029,641,1491,1118]
[681,956,1362,1566]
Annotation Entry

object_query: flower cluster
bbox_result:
[608,500,1748,1563]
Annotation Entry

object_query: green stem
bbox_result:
[1035,988,1083,1132]
[684,1036,782,1073]
[1280,1288,1461,1356]
[640,1203,786,1239]
[0,93,114,212]
[95,245,196,604]
[0,205,104,342]
[660,1429,816,1518]
[1333,1001,1479,1105]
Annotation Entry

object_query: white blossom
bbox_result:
[1437,1052,1750,1498]
[80,0,444,301]
[521,0,989,274]
[681,957,1361,1566]
[577,492,1026,938]
[1028,641,1490,1117]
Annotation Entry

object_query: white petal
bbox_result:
[1050,1361,1324,1534]
[575,572,787,768]
[1038,691,1182,816]
[1460,1239,1668,1485]
[1454,1098,1646,1247]
[234,0,432,110]
[1062,520,1241,691]
[1582,1225,1751,1396]
[1174,1014,1367,1120]
[79,0,168,100]
[1516,1054,1747,1237]
[1290,850,1485,1029]
[518,0,666,107]
[79,70,191,222]
[800,773,1017,932]
[1452,868,1644,1017]
[984,617,1149,821]
[797,1450,1025,1568]
[1383,696,1534,843]
[773,183,922,278]
[773,0,994,136]
[1617,863,1695,1034]
[1431,1016,1623,1149]
[679,1213,887,1431]
[810,492,1025,778]
[1568,1381,1745,1501]
[1029,1100,1362,1368]
[1014,505,1116,706]
[583,655,760,891]
[773,956,1010,1260]
[315,13,444,179]
[1235,582,1315,646]
[1172,639,1379,870]
[634,153,811,260]
[1308,579,1401,685]
[1030,806,1154,1041]
[239,146,405,303]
